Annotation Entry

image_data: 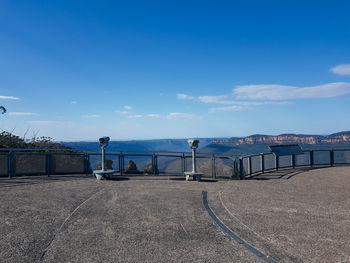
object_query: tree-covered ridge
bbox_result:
[0,131,71,149]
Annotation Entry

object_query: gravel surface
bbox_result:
[0,167,349,262]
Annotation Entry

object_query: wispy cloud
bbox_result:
[82,114,100,118]
[209,105,251,113]
[166,112,201,120]
[197,95,290,105]
[0,96,20,100]
[116,110,129,115]
[70,101,77,105]
[123,105,133,110]
[177,94,195,100]
[147,114,162,118]
[8,112,39,116]
[198,95,230,104]
[29,121,59,125]
[233,82,350,100]
[128,114,143,119]
[330,64,350,76]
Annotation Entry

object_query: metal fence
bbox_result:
[239,149,350,178]
[1,148,350,179]
[0,148,235,178]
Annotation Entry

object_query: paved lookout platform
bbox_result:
[1,167,350,262]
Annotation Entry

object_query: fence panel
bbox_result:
[215,157,234,178]
[0,154,8,176]
[313,150,331,165]
[105,154,120,172]
[123,155,152,174]
[295,153,310,166]
[334,150,350,164]
[263,153,275,170]
[279,155,292,168]
[157,155,182,175]
[52,154,85,174]
[242,157,250,176]
[14,153,46,175]
[251,155,261,174]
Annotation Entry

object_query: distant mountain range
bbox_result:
[63,138,218,152]
[211,131,350,146]
[62,131,350,156]
[201,131,350,156]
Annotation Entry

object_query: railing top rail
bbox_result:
[240,148,350,159]
[0,148,235,158]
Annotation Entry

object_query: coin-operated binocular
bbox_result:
[99,136,110,147]
[184,139,203,181]
[188,139,199,149]
[93,136,115,180]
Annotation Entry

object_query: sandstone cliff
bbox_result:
[211,131,350,146]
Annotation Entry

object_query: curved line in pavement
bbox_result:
[202,191,278,263]
[40,187,107,262]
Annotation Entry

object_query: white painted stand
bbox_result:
[184,171,203,181]
[93,169,115,180]
[93,137,115,180]
[184,139,203,182]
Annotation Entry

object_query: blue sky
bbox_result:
[1,0,350,141]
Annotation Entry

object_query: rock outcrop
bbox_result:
[211,132,350,146]
[124,160,141,174]
[143,163,159,174]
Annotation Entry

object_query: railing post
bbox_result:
[46,153,51,177]
[232,157,240,180]
[8,151,12,178]
[260,154,265,174]
[181,153,185,174]
[291,154,296,169]
[248,156,252,176]
[120,152,124,176]
[211,155,216,178]
[154,154,158,175]
[85,153,90,176]
[310,150,314,168]
[330,150,334,167]
[239,157,245,180]
[184,155,187,172]
[275,155,279,171]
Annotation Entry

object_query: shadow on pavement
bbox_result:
[0,174,93,188]
[169,177,218,183]
[247,168,311,180]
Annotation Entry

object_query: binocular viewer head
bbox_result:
[187,139,199,149]
[99,136,110,147]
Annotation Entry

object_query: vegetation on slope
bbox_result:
[0,131,71,149]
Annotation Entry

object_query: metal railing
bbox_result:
[0,148,235,178]
[238,148,350,179]
[1,147,350,179]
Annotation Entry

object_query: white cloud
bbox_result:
[128,115,143,119]
[330,64,350,75]
[70,101,77,105]
[8,112,39,116]
[0,96,20,100]
[209,105,251,113]
[123,105,133,110]
[82,114,100,118]
[29,121,58,125]
[198,95,230,104]
[116,110,129,115]
[233,82,350,100]
[147,114,162,118]
[197,95,290,105]
[177,94,195,100]
[166,112,201,120]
